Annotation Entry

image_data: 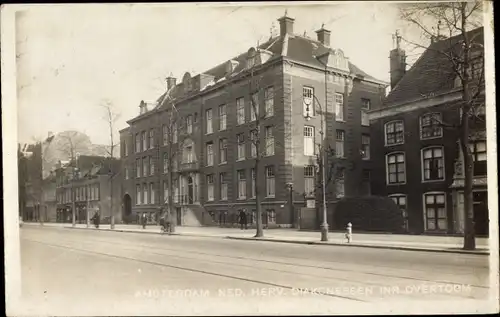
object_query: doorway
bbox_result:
[473,191,488,236]
[122,194,132,223]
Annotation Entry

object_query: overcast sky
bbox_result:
[16,2,420,145]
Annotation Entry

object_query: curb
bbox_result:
[28,224,489,255]
[225,236,490,256]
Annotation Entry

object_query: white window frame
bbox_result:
[267,209,276,225]
[220,173,228,200]
[206,142,214,166]
[250,131,257,158]
[303,86,314,117]
[304,165,315,197]
[384,120,405,146]
[265,126,275,156]
[236,97,245,125]
[163,153,168,174]
[136,133,141,153]
[250,93,259,121]
[335,130,345,158]
[142,157,148,177]
[469,140,487,177]
[265,86,274,117]
[207,175,214,201]
[361,134,370,160]
[184,145,194,164]
[304,126,315,156]
[265,166,275,198]
[142,131,147,151]
[186,115,193,134]
[149,130,154,149]
[335,93,344,121]
[389,194,408,231]
[237,170,247,200]
[206,109,213,134]
[361,98,370,126]
[136,184,141,205]
[219,138,227,164]
[150,183,155,204]
[172,122,178,144]
[335,168,345,198]
[136,159,141,178]
[237,134,245,160]
[420,113,443,140]
[219,104,227,131]
[386,152,406,185]
[421,146,445,182]
[162,125,168,145]
[143,184,148,205]
[423,192,447,232]
[149,156,155,175]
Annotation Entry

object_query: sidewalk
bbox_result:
[24,222,490,255]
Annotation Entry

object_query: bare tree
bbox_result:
[100,99,122,229]
[399,1,485,250]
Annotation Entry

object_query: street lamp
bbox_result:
[304,97,329,242]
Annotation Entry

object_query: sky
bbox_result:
[15,2,421,145]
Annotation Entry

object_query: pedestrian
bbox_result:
[142,212,147,229]
[239,210,247,230]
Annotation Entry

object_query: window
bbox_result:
[150,183,155,204]
[265,166,275,197]
[173,182,179,203]
[238,170,246,199]
[303,87,314,117]
[236,97,245,125]
[267,209,276,224]
[265,126,274,156]
[335,93,344,121]
[251,168,256,198]
[336,130,345,158]
[163,153,168,174]
[136,184,141,205]
[219,138,227,164]
[143,184,148,204]
[362,170,371,196]
[149,156,155,175]
[206,109,213,134]
[149,130,154,149]
[184,145,193,163]
[385,121,405,145]
[206,142,214,166]
[136,159,141,178]
[135,133,141,153]
[304,126,315,156]
[424,193,447,231]
[335,168,345,198]
[186,115,193,134]
[361,98,370,126]
[250,131,257,158]
[124,140,129,157]
[390,194,408,231]
[304,166,315,196]
[142,131,147,151]
[250,93,259,121]
[162,125,168,145]
[386,152,406,184]
[422,147,444,181]
[361,134,370,160]
[237,134,245,160]
[220,173,228,200]
[470,140,487,176]
[207,175,214,201]
[265,87,274,117]
[172,122,178,144]
[143,157,148,177]
[420,113,443,139]
[219,104,227,131]
[163,181,169,204]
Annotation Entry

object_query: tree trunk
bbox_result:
[110,175,115,229]
[461,113,476,250]
[254,155,263,237]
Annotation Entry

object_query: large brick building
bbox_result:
[369,28,487,235]
[120,14,387,228]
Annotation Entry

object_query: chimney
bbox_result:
[48,131,54,138]
[278,12,294,36]
[389,30,406,90]
[315,25,331,47]
[166,76,177,91]
[139,100,146,115]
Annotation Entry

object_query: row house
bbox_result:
[369,27,488,235]
[55,155,121,224]
[120,14,387,228]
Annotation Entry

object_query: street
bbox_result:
[19,226,491,315]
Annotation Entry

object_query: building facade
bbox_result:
[55,155,121,224]
[120,14,387,228]
[369,28,488,236]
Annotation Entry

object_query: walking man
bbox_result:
[239,210,247,230]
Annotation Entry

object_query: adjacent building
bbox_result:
[120,14,387,229]
[55,155,121,224]
[369,27,487,235]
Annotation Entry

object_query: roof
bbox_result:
[132,20,385,119]
[384,27,484,106]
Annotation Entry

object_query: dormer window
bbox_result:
[247,47,257,70]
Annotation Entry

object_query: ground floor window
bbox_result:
[390,194,408,231]
[424,192,447,231]
[267,209,276,225]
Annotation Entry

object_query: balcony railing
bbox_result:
[178,161,199,172]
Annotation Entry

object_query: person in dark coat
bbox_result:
[239,210,247,230]
[91,210,100,228]
[142,212,147,229]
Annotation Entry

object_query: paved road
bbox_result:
[18,226,492,315]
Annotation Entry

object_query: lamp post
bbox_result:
[285,182,295,229]
[304,94,329,242]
